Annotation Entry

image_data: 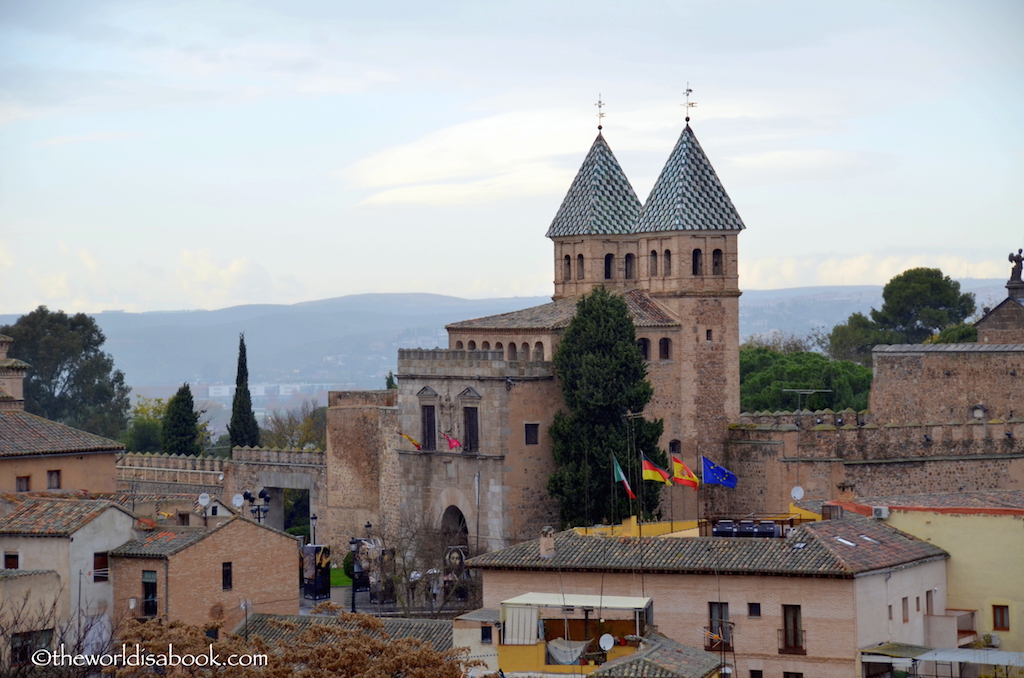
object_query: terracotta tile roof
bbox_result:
[634,126,746,234]
[237,613,453,652]
[447,289,679,332]
[467,516,946,578]
[0,569,58,580]
[873,343,1024,354]
[546,132,642,238]
[0,499,131,536]
[853,490,1024,512]
[109,529,208,557]
[0,410,124,457]
[592,632,720,678]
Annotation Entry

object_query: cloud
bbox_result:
[723,149,895,184]
[741,252,1007,289]
[35,131,142,147]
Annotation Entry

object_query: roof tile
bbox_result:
[0,410,124,457]
[0,499,129,536]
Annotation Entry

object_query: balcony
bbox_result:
[704,627,733,653]
[778,628,807,655]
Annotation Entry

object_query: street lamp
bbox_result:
[348,538,360,613]
[243,489,270,523]
[310,514,318,546]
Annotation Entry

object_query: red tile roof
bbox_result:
[0,410,124,457]
[468,515,946,579]
[0,498,132,536]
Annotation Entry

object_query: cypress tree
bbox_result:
[229,333,260,448]
[162,383,203,456]
[546,287,666,527]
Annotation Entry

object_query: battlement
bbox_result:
[398,348,554,379]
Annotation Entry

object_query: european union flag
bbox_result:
[701,456,738,488]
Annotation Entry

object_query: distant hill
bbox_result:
[0,280,1007,392]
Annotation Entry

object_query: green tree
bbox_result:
[1,306,130,438]
[928,322,978,344]
[547,287,665,527]
[262,400,327,450]
[739,347,873,412]
[162,383,202,456]
[823,268,976,365]
[870,268,975,343]
[121,396,167,452]
[385,370,398,389]
[228,333,260,448]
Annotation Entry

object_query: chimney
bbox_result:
[836,481,856,504]
[0,334,27,409]
[539,526,555,559]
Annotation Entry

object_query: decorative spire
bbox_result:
[595,95,606,131]
[683,83,697,124]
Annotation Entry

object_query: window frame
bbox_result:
[994,604,1010,631]
[47,470,61,490]
[16,476,29,492]
[4,552,19,569]
[748,602,761,618]
[524,423,539,446]
[93,552,109,582]
[222,562,233,591]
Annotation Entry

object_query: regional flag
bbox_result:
[613,457,636,500]
[400,433,422,450]
[442,433,462,450]
[701,456,738,488]
[671,455,699,490]
[641,454,672,484]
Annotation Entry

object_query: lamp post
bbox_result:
[348,538,360,613]
[310,514,318,546]
[243,489,270,523]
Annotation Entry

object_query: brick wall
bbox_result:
[112,520,300,632]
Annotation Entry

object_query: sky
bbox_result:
[1,0,1021,314]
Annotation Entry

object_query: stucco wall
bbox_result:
[3,452,117,493]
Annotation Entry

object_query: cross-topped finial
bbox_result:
[683,83,697,123]
[595,95,605,130]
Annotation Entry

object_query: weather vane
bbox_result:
[595,95,605,130]
[683,83,697,123]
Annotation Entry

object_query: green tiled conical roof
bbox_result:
[545,132,641,238]
[634,125,745,233]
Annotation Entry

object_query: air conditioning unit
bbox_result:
[872,506,890,520]
[989,633,1001,648]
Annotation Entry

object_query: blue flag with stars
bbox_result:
[701,456,738,488]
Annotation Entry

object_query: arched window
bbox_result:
[669,440,681,456]
[507,343,517,360]
[663,250,672,276]
[692,249,703,276]
[482,341,490,350]
[577,254,585,280]
[604,253,614,280]
[659,338,672,360]
[495,342,504,353]
[713,249,723,275]
[650,250,658,277]
[455,341,464,350]
[533,342,545,361]
[521,343,529,360]
[467,340,476,350]
[563,255,571,281]
[637,338,650,361]
[624,253,635,279]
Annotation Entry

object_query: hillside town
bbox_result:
[2,111,1022,678]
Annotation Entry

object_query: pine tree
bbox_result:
[546,287,666,527]
[228,333,260,448]
[161,383,202,456]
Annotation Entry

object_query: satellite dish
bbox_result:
[198,493,211,507]
[791,486,805,501]
[232,494,244,508]
[599,634,615,651]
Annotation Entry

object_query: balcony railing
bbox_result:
[778,628,807,655]
[704,626,733,653]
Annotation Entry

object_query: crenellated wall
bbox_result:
[721,414,1024,515]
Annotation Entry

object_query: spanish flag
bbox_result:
[400,433,422,450]
[641,454,672,484]
[672,455,699,490]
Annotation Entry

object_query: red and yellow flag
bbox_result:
[672,455,699,490]
[641,454,672,484]
[399,433,422,450]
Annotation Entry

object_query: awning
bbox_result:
[915,648,1024,667]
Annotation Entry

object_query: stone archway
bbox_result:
[440,505,469,547]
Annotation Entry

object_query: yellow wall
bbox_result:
[575,516,699,538]
[886,510,1024,652]
[497,642,636,674]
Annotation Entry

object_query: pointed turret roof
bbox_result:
[545,132,641,238]
[634,125,745,233]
